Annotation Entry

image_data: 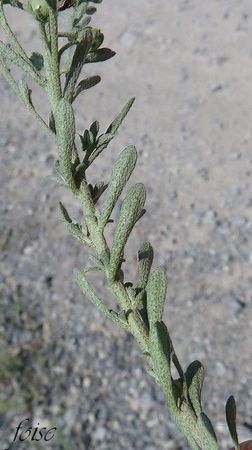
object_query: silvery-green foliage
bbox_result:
[99,146,137,231]
[226,396,240,450]
[109,183,146,280]
[0,1,245,449]
[146,267,168,326]
[135,241,154,291]
[185,360,205,417]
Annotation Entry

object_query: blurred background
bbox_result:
[1,0,252,449]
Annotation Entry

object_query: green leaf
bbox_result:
[135,242,154,291]
[30,52,44,71]
[58,42,76,63]
[73,75,101,101]
[67,223,90,245]
[54,98,76,191]
[83,129,94,151]
[109,183,146,280]
[197,413,218,450]
[146,266,167,326]
[59,202,72,223]
[185,360,205,417]
[106,97,135,135]
[72,4,87,24]
[90,120,100,139]
[88,99,135,165]
[86,5,97,14]
[149,321,178,410]
[89,182,108,204]
[58,200,89,243]
[43,0,56,11]
[73,268,128,329]
[225,396,240,450]
[63,29,93,102]
[3,0,23,8]
[96,132,114,147]
[85,48,116,63]
[90,29,104,50]
[99,146,137,230]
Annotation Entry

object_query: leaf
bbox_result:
[3,0,23,8]
[85,48,116,63]
[89,182,108,204]
[146,266,167,326]
[109,183,146,280]
[73,75,101,101]
[106,97,135,135]
[67,223,88,244]
[54,98,76,191]
[88,99,135,165]
[197,413,218,450]
[86,5,96,14]
[78,16,92,28]
[72,4,87,24]
[82,129,94,151]
[96,132,114,147]
[90,29,104,50]
[90,120,100,139]
[59,202,72,223]
[58,199,89,243]
[225,396,240,450]
[85,133,114,165]
[149,321,178,410]
[63,29,93,101]
[73,268,128,329]
[185,360,205,416]
[135,242,154,292]
[58,42,76,63]
[30,52,44,71]
[99,146,137,230]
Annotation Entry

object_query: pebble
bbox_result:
[93,426,107,441]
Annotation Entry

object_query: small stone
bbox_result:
[93,426,106,441]
[215,361,226,376]
[83,377,91,389]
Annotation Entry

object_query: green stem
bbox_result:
[48,11,61,105]
[78,180,110,260]
[40,18,61,113]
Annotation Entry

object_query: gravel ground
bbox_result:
[1,1,252,449]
